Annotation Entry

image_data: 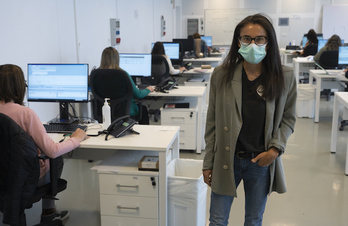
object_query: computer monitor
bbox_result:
[173,38,194,53]
[338,46,348,68]
[27,63,89,124]
[119,53,152,77]
[318,39,328,51]
[301,36,308,48]
[151,42,180,60]
[318,39,345,51]
[201,36,212,47]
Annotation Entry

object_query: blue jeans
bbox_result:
[209,155,270,226]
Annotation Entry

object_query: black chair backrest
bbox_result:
[0,113,40,225]
[90,69,133,122]
[150,55,170,85]
[318,50,339,69]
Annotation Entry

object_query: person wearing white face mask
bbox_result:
[202,14,297,226]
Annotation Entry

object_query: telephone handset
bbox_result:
[105,115,139,140]
[155,78,177,93]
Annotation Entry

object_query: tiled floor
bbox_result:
[2,98,348,226]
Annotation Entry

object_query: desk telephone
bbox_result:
[105,115,139,140]
[184,62,193,70]
[155,78,177,93]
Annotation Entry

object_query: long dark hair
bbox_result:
[306,29,318,45]
[0,64,26,105]
[151,42,165,55]
[222,14,284,101]
[326,34,342,51]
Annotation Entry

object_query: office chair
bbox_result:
[90,69,134,123]
[318,50,339,69]
[0,113,67,226]
[318,50,339,101]
[148,55,171,122]
[150,55,170,86]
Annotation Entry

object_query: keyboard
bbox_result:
[44,123,87,133]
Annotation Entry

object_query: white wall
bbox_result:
[182,0,343,48]
[0,0,179,121]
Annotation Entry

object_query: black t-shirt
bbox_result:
[236,67,266,153]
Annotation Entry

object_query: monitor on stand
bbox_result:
[119,53,152,85]
[27,63,89,124]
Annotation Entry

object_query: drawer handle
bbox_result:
[117,205,139,210]
[171,117,185,119]
[116,184,139,188]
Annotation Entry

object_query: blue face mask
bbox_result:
[238,43,267,64]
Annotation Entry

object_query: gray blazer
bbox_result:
[203,63,297,197]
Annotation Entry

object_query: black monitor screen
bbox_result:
[119,53,152,77]
[201,36,212,46]
[173,38,194,52]
[27,64,89,102]
[151,42,180,60]
[338,46,348,67]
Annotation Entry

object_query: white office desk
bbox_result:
[60,125,180,226]
[148,86,206,154]
[309,69,345,122]
[292,57,315,83]
[183,57,222,67]
[181,67,214,84]
[330,92,348,175]
[280,50,297,67]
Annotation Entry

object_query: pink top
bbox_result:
[0,102,80,177]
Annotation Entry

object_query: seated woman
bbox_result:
[151,41,186,75]
[0,64,87,224]
[98,47,154,125]
[314,34,342,63]
[301,29,319,57]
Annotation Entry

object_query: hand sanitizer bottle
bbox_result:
[102,98,111,129]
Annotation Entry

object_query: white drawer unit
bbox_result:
[101,216,157,226]
[92,152,159,226]
[161,106,197,150]
[99,174,158,197]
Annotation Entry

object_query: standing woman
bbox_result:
[202,14,297,226]
[99,47,154,124]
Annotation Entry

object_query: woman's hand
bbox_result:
[70,128,88,143]
[146,86,155,92]
[203,169,213,187]
[179,67,186,72]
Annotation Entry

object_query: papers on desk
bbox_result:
[187,78,205,82]
[193,68,209,73]
[296,56,313,61]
